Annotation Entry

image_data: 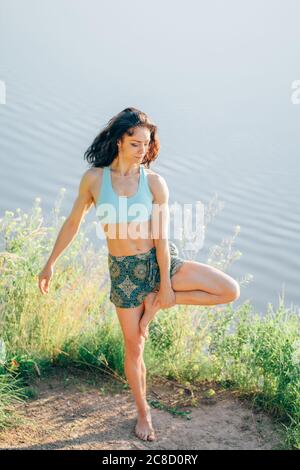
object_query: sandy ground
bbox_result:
[0,366,284,450]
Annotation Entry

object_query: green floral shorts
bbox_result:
[108,241,185,308]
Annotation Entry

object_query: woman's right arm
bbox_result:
[38,169,95,295]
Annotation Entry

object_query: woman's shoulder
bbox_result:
[144,167,158,186]
[81,167,105,206]
[87,166,105,176]
[144,167,168,196]
[144,166,166,182]
[144,166,161,179]
[82,166,104,183]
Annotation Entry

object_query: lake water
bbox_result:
[1,0,299,313]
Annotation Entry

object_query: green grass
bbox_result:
[0,190,299,448]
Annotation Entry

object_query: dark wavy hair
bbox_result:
[84,107,160,169]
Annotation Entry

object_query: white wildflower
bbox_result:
[291,339,300,365]
[258,375,264,388]
[0,338,6,364]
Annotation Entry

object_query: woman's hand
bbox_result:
[153,286,176,309]
[38,264,54,295]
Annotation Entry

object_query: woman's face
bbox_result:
[118,127,151,162]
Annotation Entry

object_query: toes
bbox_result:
[140,329,147,339]
[140,323,149,339]
[135,428,148,441]
[147,431,156,441]
[135,430,143,440]
[136,430,155,441]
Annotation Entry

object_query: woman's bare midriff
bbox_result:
[102,220,155,256]
[92,167,156,257]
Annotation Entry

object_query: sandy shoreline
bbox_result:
[0,367,284,450]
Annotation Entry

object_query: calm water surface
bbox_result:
[1,0,299,313]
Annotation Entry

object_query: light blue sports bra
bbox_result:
[95,165,153,224]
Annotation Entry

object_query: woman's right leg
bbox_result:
[115,303,147,412]
[115,303,156,441]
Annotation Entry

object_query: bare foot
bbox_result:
[135,407,156,441]
[139,292,160,339]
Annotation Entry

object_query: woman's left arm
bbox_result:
[151,174,176,309]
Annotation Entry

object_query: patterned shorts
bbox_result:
[107,241,185,308]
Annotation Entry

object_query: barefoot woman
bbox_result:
[38,107,240,442]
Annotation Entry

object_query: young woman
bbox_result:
[38,107,240,442]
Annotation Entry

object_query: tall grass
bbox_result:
[0,189,299,448]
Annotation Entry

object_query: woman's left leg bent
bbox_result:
[140,260,240,336]
[171,260,240,304]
